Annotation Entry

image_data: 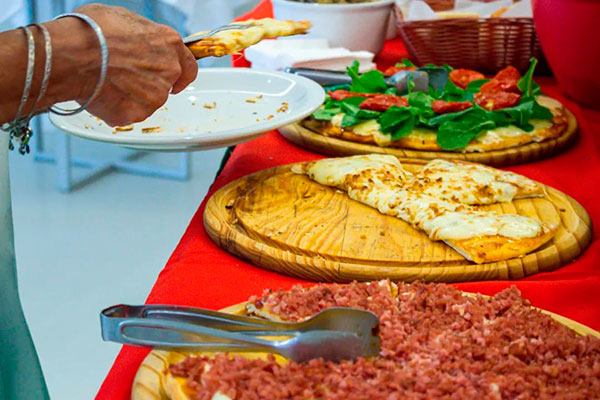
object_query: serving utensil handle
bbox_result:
[285,67,353,86]
[101,308,283,354]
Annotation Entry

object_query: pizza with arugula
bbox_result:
[303,59,569,152]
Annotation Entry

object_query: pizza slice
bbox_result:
[187,18,311,58]
[293,154,556,264]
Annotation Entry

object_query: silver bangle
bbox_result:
[14,26,36,122]
[1,26,36,154]
[49,12,109,116]
[27,23,52,118]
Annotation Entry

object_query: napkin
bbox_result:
[244,39,377,73]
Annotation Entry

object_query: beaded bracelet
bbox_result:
[50,13,109,116]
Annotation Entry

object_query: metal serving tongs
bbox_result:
[182,23,256,45]
[101,304,381,363]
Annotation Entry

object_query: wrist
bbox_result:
[41,17,101,107]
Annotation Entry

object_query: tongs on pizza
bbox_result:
[100,304,380,363]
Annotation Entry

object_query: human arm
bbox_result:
[0,4,198,127]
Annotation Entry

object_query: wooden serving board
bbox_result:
[131,301,600,400]
[278,109,578,167]
[203,160,592,283]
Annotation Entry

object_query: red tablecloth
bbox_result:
[96,2,600,399]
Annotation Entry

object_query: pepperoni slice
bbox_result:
[449,69,485,89]
[431,100,473,114]
[328,90,378,101]
[384,65,417,76]
[474,92,521,111]
[481,66,521,94]
[359,95,409,112]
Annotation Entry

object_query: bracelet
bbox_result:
[27,23,52,117]
[0,26,36,154]
[14,26,35,121]
[49,13,109,116]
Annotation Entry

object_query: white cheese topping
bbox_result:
[297,155,542,241]
[424,211,541,240]
[411,159,540,205]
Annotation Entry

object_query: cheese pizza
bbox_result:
[161,281,600,400]
[187,18,311,58]
[292,154,556,264]
[305,59,570,153]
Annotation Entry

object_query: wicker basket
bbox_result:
[394,5,551,75]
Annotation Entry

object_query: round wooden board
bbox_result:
[131,300,600,400]
[278,109,578,167]
[203,160,592,283]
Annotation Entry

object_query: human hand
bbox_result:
[68,4,198,126]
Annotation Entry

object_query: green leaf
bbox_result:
[401,59,416,68]
[442,80,469,102]
[408,91,433,109]
[341,114,362,127]
[532,100,554,120]
[339,97,381,120]
[378,106,416,140]
[384,87,398,95]
[323,83,351,92]
[312,107,341,121]
[517,58,542,98]
[407,75,415,93]
[437,119,496,150]
[339,97,364,114]
[487,98,553,131]
[347,61,388,94]
[427,106,481,126]
[466,79,490,92]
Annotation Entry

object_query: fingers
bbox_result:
[171,44,198,94]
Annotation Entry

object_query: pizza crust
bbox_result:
[305,96,569,153]
[447,225,557,264]
[187,18,311,58]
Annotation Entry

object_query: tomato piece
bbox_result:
[384,65,417,76]
[359,95,409,112]
[474,92,521,111]
[494,66,521,83]
[328,90,378,101]
[481,66,521,94]
[431,100,473,114]
[449,69,485,89]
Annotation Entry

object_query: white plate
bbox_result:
[49,68,325,152]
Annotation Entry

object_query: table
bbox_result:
[96,1,600,398]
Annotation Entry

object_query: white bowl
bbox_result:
[272,0,396,54]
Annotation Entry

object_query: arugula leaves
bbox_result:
[347,61,388,94]
[518,58,542,98]
[379,106,416,140]
[437,118,496,150]
[312,107,341,121]
[312,59,553,150]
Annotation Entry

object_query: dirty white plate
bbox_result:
[49,68,325,152]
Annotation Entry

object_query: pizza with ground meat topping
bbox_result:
[186,18,311,59]
[306,59,570,153]
[292,154,556,264]
[161,281,600,400]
